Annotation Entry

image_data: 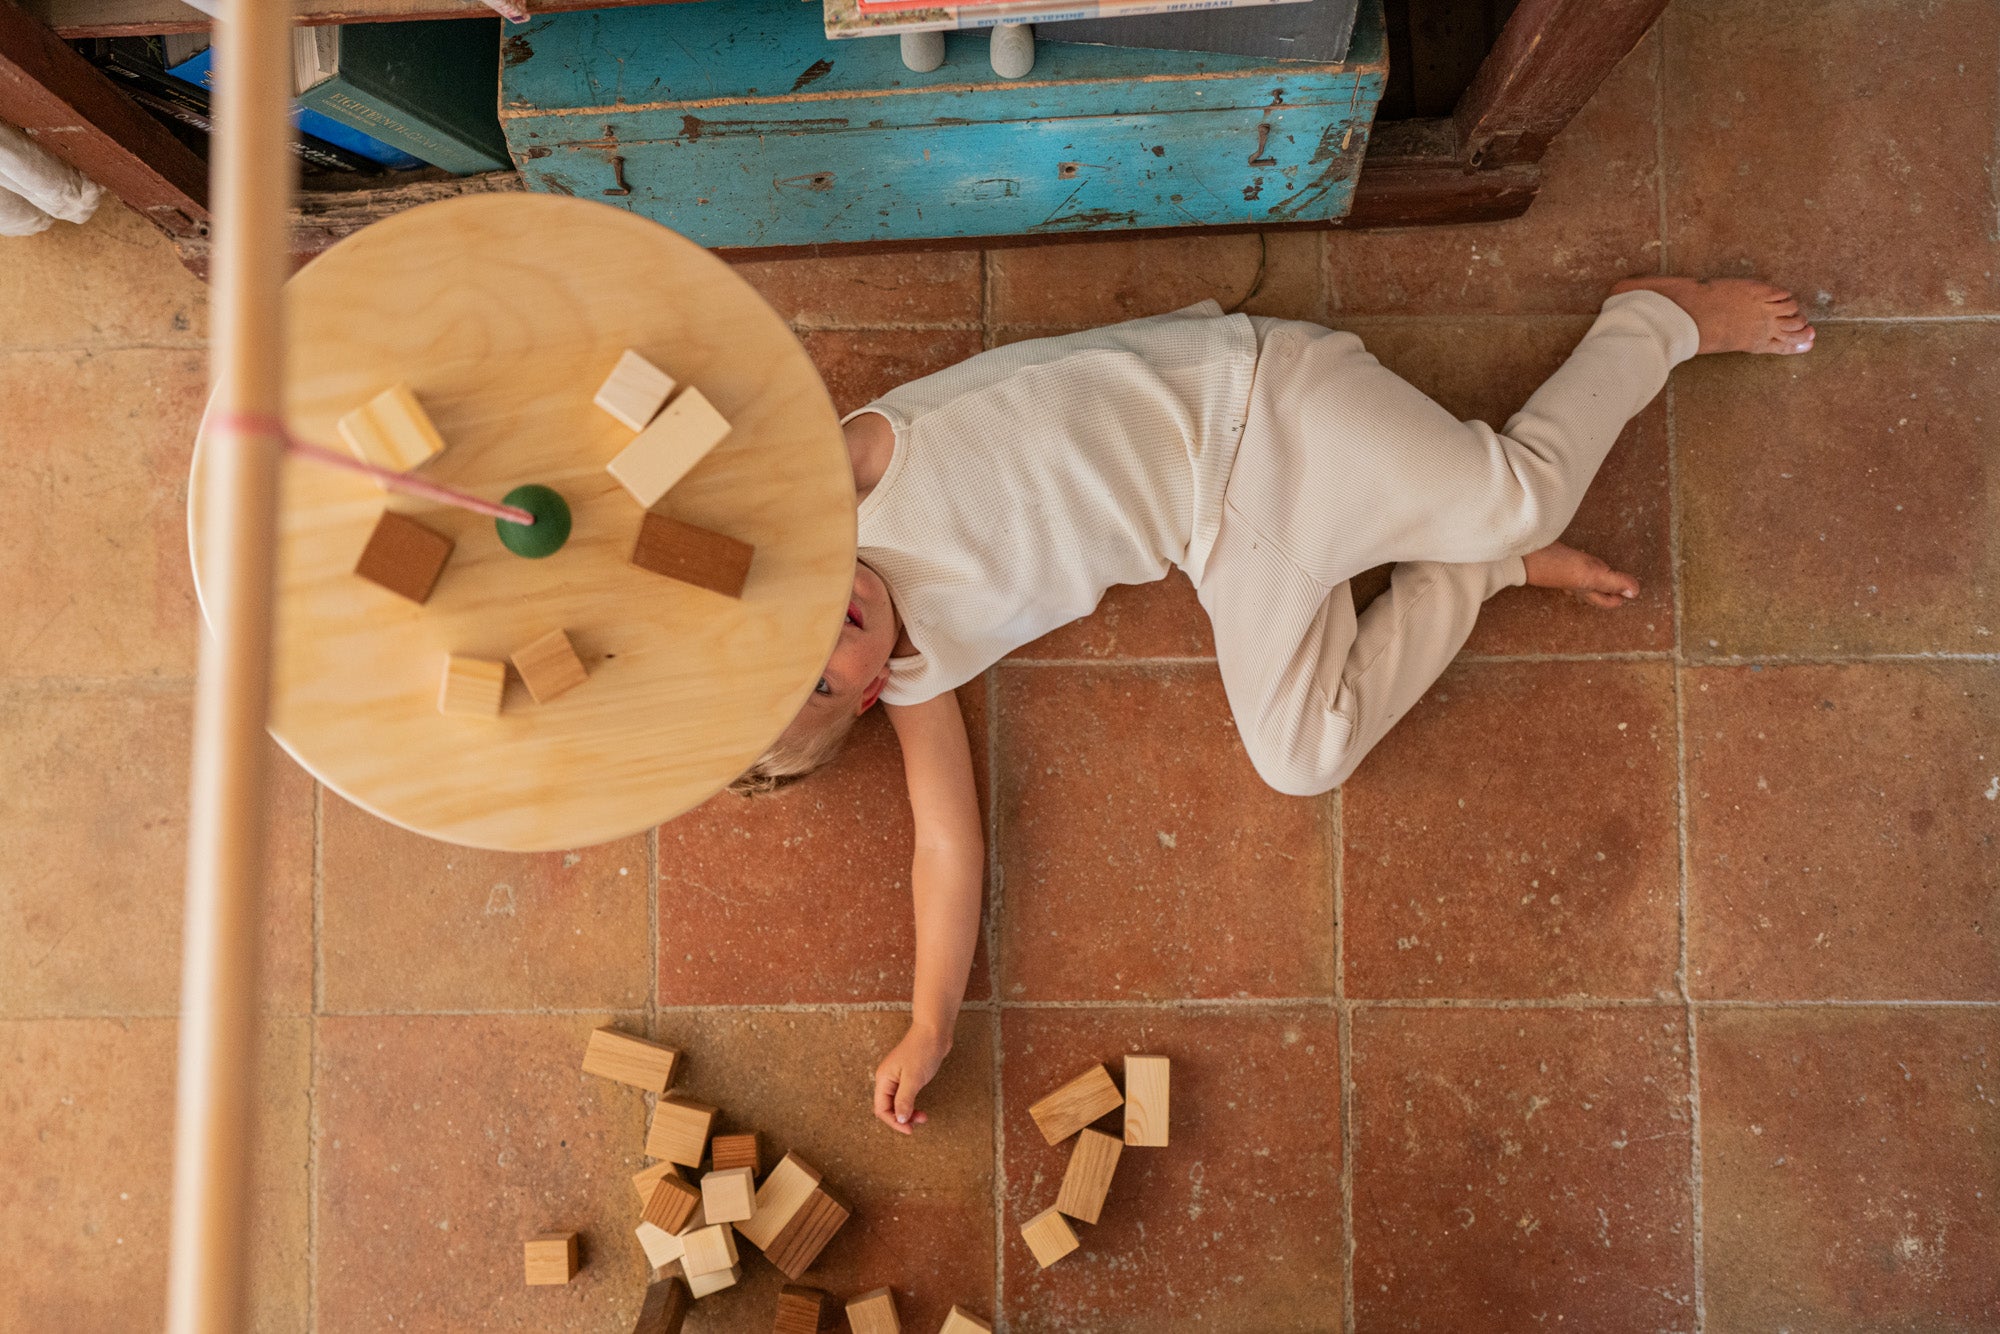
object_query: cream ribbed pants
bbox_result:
[1197,290,1699,796]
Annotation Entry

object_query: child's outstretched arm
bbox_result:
[873,688,983,1135]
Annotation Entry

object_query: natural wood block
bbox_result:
[1020,1206,1079,1269]
[353,510,453,604]
[1055,1127,1123,1225]
[632,1275,693,1334]
[607,385,732,508]
[709,1130,761,1174]
[843,1286,900,1334]
[583,1026,681,1092]
[337,382,446,474]
[643,1173,703,1234]
[635,1220,684,1270]
[634,1159,684,1203]
[646,1094,718,1167]
[701,1165,756,1224]
[438,655,505,718]
[685,1263,740,1298]
[1028,1063,1124,1145]
[522,1231,578,1285]
[736,1150,822,1250]
[938,1307,993,1334]
[630,511,754,599]
[773,1285,835,1334]
[763,1184,850,1280]
[1122,1054,1171,1147]
[510,628,589,705]
[595,349,678,432]
[679,1222,739,1277]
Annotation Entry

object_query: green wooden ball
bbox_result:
[496,485,571,559]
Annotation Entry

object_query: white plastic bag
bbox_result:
[0,120,106,237]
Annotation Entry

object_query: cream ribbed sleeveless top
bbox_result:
[853,301,1256,706]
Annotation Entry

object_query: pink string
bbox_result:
[208,411,536,526]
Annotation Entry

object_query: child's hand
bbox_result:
[872,1023,951,1135]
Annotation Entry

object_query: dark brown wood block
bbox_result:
[630,511,754,599]
[632,1274,693,1334]
[772,1285,834,1334]
[642,1172,702,1234]
[762,1185,850,1280]
[353,510,453,604]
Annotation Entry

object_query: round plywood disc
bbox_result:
[189,195,854,851]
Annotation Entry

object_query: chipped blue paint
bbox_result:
[500,0,1384,247]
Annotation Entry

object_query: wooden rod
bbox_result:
[164,0,294,1327]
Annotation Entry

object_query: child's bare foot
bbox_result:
[1610,275,1815,355]
[1522,540,1638,610]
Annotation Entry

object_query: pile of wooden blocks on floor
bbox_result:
[1019,1054,1171,1269]
[524,1025,1002,1333]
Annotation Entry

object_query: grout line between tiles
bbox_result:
[1333,784,1355,1333]
[307,780,324,1334]
[985,666,1008,1329]
[648,822,660,1035]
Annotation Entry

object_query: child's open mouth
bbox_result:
[847,603,865,630]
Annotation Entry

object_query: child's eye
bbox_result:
[814,677,832,696]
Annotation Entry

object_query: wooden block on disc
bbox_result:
[773,1285,835,1334]
[632,1274,693,1334]
[583,1026,681,1092]
[679,1222,739,1278]
[763,1184,850,1280]
[438,655,505,718]
[1123,1054,1171,1147]
[1055,1127,1122,1225]
[595,349,677,432]
[635,1220,684,1271]
[646,1094,718,1167]
[709,1130,761,1175]
[607,385,732,508]
[736,1151,822,1250]
[511,628,589,705]
[843,1287,899,1334]
[939,1308,994,1334]
[337,382,446,474]
[643,1173,703,1234]
[701,1165,756,1224]
[1020,1206,1079,1269]
[1028,1063,1124,1145]
[634,1160,684,1203]
[522,1232,578,1285]
[686,1263,740,1298]
[630,511,754,600]
[353,510,453,604]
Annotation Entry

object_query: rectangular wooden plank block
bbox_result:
[606,385,732,508]
[709,1130,761,1174]
[632,1275,693,1334]
[511,627,589,704]
[337,382,447,474]
[939,1308,993,1334]
[630,511,754,599]
[773,1284,835,1334]
[583,1026,681,1092]
[595,349,678,432]
[438,655,505,718]
[1122,1053,1170,1146]
[679,1221,739,1277]
[701,1165,757,1223]
[646,1094,718,1167]
[1055,1126,1122,1224]
[736,1150,822,1250]
[643,1173,703,1234]
[686,1263,740,1298]
[1020,1206,1079,1269]
[522,1231,577,1284]
[763,1184,851,1280]
[1028,1063,1124,1145]
[844,1286,900,1334]
[353,510,453,604]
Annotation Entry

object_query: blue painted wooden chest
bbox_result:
[499,0,1386,248]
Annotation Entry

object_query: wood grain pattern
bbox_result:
[336,382,445,474]
[188,195,855,852]
[1454,0,1668,167]
[645,1095,718,1168]
[939,1307,993,1334]
[594,349,676,433]
[678,1222,738,1277]
[685,1263,740,1298]
[522,1232,577,1284]
[632,1275,693,1334]
[1121,1054,1171,1147]
[763,1185,850,1280]
[438,655,505,718]
[509,627,587,705]
[642,1174,703,1234]
[1055,1127,1122,1224]
[606,387,731,510]
[352,510,453,605]
[1027,1063,1124,1146]
[1020,1206,1079,1269]
[581,1026,680,1091]
[699,1166,756,1224]
[630,510,755,600]
[635,1219,687,1270]
[708,1131,760,1175]
[737,1152,821,1251]
[843,1287,899,1334]
[773,1285,834,1334]
[632,1159,683,1204]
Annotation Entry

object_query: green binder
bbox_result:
[293,20,511,176]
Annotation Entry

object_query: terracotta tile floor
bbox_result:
[3,4,1998,1330]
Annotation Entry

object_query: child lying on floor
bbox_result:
[731,276,1814,1134]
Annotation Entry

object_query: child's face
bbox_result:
[797,561,898,725]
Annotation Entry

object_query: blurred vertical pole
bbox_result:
[163,0,294,1325]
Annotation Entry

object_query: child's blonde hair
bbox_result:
[727,707,861,796]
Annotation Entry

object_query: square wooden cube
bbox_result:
[595,349,677,432]
[522,1231,577,1285]
[763,1184,850,1280]
[939,1308,993,1334]
[686,1263,739,1298]
[338,382,446,474]
[438,655,505,718]
[1027,1063,1124,1146]
[633,1159,683,1204]
[773,1285,835,1334]
[844,1287,899,1334]
[581,1025,681,1091]
[708,1130,760,1174]
[630,511,754,599]
[510,628,588,705]
[635,1219,684,1270]
[606,386,731,508]
[632,1275,693,1334]
[1122,1053,1171,1146]
[643,1173,703,1234]
[354,510,453,604]
[679,1222,739,1277]
[1021,1206,1079,1269]
[646,1094,718,1167]
[738,1151,823,1251]
[700,1165,756,1224]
